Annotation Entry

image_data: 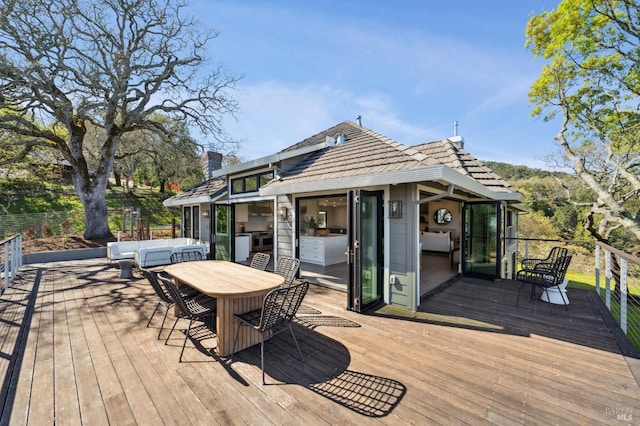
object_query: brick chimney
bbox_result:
[201,151,223,181]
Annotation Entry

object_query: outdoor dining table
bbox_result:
[163,260,284,356]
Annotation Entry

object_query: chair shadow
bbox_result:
[228,307,404,418]
[160,298,405,417]
[308,370,407,418]
[294,315,361,329]
[296,304,322,315]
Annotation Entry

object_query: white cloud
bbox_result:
[224,81,441,160]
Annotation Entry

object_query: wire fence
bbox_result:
[0,209,177,240]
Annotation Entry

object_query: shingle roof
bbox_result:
[164,176,227,206]
[411,139,517,194]
[270,121,439,185]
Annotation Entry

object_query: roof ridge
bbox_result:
[357,126,438,166]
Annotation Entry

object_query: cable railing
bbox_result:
[516,237,640,351]
[0,234,23,295]
[595,242,640,347]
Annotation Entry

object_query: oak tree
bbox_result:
[0,0,238,240]
[527,0,640,249]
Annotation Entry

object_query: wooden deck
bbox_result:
[1,259,639,424]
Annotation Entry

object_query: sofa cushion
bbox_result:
[420,231,452,253]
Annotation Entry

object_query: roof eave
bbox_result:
[162,191,227,207]
[260,164,524,203]
[207,141,329,179]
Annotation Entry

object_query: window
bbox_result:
[244,175,258,192]
[232,179,244,194]
[182,206,200,239]
[230,171,274,195]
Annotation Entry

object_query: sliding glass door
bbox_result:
[213,204,232,261]
[347,190,384,312]
[462,202,500,279]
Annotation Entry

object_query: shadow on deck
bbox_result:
[0,260,639,424]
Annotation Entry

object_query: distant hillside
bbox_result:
[482,161,571,181]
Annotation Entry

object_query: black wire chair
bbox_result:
[158,274,218,362]
[231,281,309,384]
[516,255,572,315]
[170,250,204,264]
[249,252,271,271]
[521,246,568,272]
[140,268,200,339]
[274,256,300,287]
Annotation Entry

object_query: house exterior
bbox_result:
[163,121,525,312]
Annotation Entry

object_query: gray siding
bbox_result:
[388,184,418,309]
[276,195,295,261]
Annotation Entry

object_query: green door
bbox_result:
[462,202,500,278]
[213,204,232,261]
[347,190,384,312]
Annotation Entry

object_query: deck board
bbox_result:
[0,259,639,424]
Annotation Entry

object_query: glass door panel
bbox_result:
[463,202,499,278]
[348,190,383,311]
[213,204,232,261]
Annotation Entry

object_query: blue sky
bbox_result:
[189,1,561,169]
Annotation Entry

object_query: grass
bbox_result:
[540,270,640,352]
[0,178,179,237]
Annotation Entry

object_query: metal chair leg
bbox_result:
[288,324,303,361]
[147,302,161,328]
[158,307,170,339]
[165,317,179,345]
[515,282,525,306]
[231,322,242,361]
[179,319,193,362]
[260,334,266,385]
[543,288,554,315]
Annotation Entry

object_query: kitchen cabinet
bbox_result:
[236,204,248,223]
[235,234,250,262]
[299,235,348,266]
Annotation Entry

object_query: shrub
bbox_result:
[41,220,53,237]
[60,219,72,235]
[23,226,37,239]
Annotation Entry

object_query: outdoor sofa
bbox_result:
[107,238,204,267]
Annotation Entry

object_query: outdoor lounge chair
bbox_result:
[231,281,309,384]
[274,256,300,287]
[141,268,200,339]
[158,274,218,362]
[516,255,572,315]
[249,252,271,271]
[170,250,204,263]
[521,246,568,272]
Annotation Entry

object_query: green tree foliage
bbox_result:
[0,0,239,240]
[526,0,640,252]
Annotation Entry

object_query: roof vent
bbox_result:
[325,135,336,145]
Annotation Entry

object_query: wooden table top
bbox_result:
[163,260,284,298]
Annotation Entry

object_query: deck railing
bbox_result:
[518,238,640,350]
[0,234,23,295]
[594,242,640,343]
